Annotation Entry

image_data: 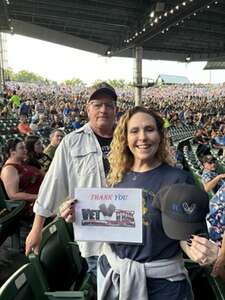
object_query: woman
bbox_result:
[25,135,51,173]
[61,107,219,300]
[0,138,44,214]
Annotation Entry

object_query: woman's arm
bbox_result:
[1,166,37,202]
[212,233,225,277]
[203,174,225,192]
[180,235,219,266]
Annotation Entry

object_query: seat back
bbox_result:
[0,180,8,210]
[0,179,26,246]
[0,263,48,300]
[29,217,87,292]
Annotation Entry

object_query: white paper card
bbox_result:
[73,188,143,243]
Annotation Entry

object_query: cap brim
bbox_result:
[162,213,208,240]
[90,88,117,101]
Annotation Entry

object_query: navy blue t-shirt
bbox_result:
[100,163,195,274]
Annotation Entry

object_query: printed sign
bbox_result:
[73,188,143,243]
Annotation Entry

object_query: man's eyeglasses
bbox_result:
[89,100,116,110]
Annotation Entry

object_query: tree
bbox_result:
[91,79,103,87]
[4,67,16,81]
[107,79,126,88]
[91,79,128,88]
[63,77,85,86]
[15,70,46,83]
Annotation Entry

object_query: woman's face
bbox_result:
[14,142,27,160]
[127,112,161,167]
[34,139,43,154]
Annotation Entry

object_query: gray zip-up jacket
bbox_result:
[33,123,106,257]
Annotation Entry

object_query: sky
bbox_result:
[5,33,225,85]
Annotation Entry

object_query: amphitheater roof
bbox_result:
[1,0,225,62]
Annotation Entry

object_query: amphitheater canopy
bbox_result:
[204,61,225,70]
[1,0,225,62]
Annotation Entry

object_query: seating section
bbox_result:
[0,263,47,300]
[185,259,225,300]
[0,218,94,300]
[0,180,26,246]
[0,262,87,300]
[169,125,197,144]
[28,217,95,299]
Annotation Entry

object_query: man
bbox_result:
[25,82,117,277]
[201,155,225,193]
[44,129,64,160]
[50,114,64,129]
[19,99,32,116]
[17,113,32,136]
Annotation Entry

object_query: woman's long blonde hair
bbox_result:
[107,106,174,186]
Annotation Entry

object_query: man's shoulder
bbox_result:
[62,123,92,144]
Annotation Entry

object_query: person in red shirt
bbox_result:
[17,114,32,136]
[1,138,44,215]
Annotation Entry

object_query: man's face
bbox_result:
[51,131,64,147]
[86,94,116,133]
[204,161,216,171]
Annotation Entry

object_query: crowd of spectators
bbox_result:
[1,81,225,129]
[0,81,224,169]
[0,80,225,294]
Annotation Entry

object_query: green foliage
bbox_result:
[107,79,127,88]
[5,68,47,83]
[91,79,103,87]
[91,79,129,88]
[63,77,85,86]
[4,68,133,88]
[4,67,16,81]
[16,70,46,83]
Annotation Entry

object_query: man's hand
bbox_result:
[25,215,45,256]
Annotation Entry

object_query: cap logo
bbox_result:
[182,202,196,214]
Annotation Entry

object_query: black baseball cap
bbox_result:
[152,183,209,240]
[202,155,216,164]
[89,82,117,102]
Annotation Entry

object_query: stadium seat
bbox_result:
[185,259,225,300]
[29,217,95,298]
[0,181,26,246]
[0,263,48,300]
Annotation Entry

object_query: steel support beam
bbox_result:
[133,46,143,106]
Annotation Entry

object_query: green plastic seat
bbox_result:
[0,263,48,300]
[0,181,26,246]
[29,217,94,298]
[185,259,225,300]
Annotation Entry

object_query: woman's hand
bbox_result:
[211,254,225,278]
[181,235,219,266]
[60,199,76,223]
